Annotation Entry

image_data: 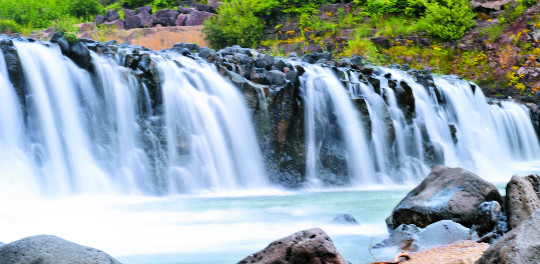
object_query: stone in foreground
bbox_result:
[0,235,121,264]
[387,166,502,230]
[238,227,348,264]
[475,211,540,264]
[505,174,540,229]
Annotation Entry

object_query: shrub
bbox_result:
[418,0,475,40]
[0,19,21,33]
[69,0,103,20]
[203,0,264,49]
[0,0,69,28]
[342,37,383,63]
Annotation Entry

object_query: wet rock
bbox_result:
[0,39,25,103]
[409,220,474,251]
[184,10,214,26]
[172,43,201,52]
[374,224,421,250]
[238,228,348,264]
[333,213,359,224]
[198,47,215,60]
[476,211,540,264]
[250,67,269,84]
[104,9,120,22]
[267,70,286,86]
[505,174,540,229]
[387,166,503,230]
[153,9,179,27]
[69,41,92,69]
[0,235,122,264]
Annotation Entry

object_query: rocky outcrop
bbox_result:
[0,235,121,264]
[475,211,540,264]
[50,32,92,71]
[387,166,503,230]
[505,174,540,229]
[470,0,514,12]
[332,213,359,224]
[237,228,348,264]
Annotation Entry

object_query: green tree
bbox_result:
[418,0,475,40]
[69,0,104,20]
[203,0,264,49]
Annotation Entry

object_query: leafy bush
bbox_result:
[52,17,80,33]
[151,0,179,10]
[69,0,103,19]
[0,0,69,28]
[122,0,153,9]
[342,37,383,63]
[0,19,21,33]
[418,0,475,40]
[203,0,264,49]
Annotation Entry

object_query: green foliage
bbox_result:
[342,37,383,63]
[151,0,179,10]
[418,0,475,40]
[52,17,80,33]
[203,0,264,49]
[69,0,103,20]
[371,15,418,37]
[0,19,21,33]
[122,0,153,9]
[0,0,69,28]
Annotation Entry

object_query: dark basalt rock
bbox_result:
[104,9,120,22]
[153,9,179,27]
[238,228,348,264]
[0,235,122,264]
[184,10,214,26]
[387,166,502,230]
[0,39,25,106]
[50,32,92,71]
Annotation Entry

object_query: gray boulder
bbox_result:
[410,220,475,251]
[176,14,188,26]
[104,9,120,22]
[267,70,286,85]
[0,235,121,264]
[505,174,540,229]
[124,15,142,30]
[95,15,105,25]
[237,228,348,264]
[153,9,179,27]
[387,166,502,230]
[184,10,214,26]
[124,9,136,19]
[136,5,153,15]
[475,211,540,264]
[470,0,513,11]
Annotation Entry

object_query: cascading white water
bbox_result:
[1,41,266,196]
[301,65,375,186]
[330,66,540,183]
[155,54,266,192]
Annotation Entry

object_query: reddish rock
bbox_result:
[238,228,348,264]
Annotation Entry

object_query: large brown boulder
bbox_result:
[475,211,540,264]
[238,228,348,264]
[505,174,540,229]
[0,235,121,264]
[387,166,502,230]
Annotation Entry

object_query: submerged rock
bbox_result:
[332,213,359,225]
[237,227,348,264]
[387,166,502,230]
[0,235,121,264]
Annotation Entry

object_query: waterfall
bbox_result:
[1,39,539,195]
[310,66,540,184]
[0,41,266,196]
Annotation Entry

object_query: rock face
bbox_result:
[475,211,540,264]
[505,174,540,229]
[387,166,503,230]
[470,0,513,11]
[185,10,214,26]
[153,9,179,27]
[0,235,121,264]
[237,228,348,264]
